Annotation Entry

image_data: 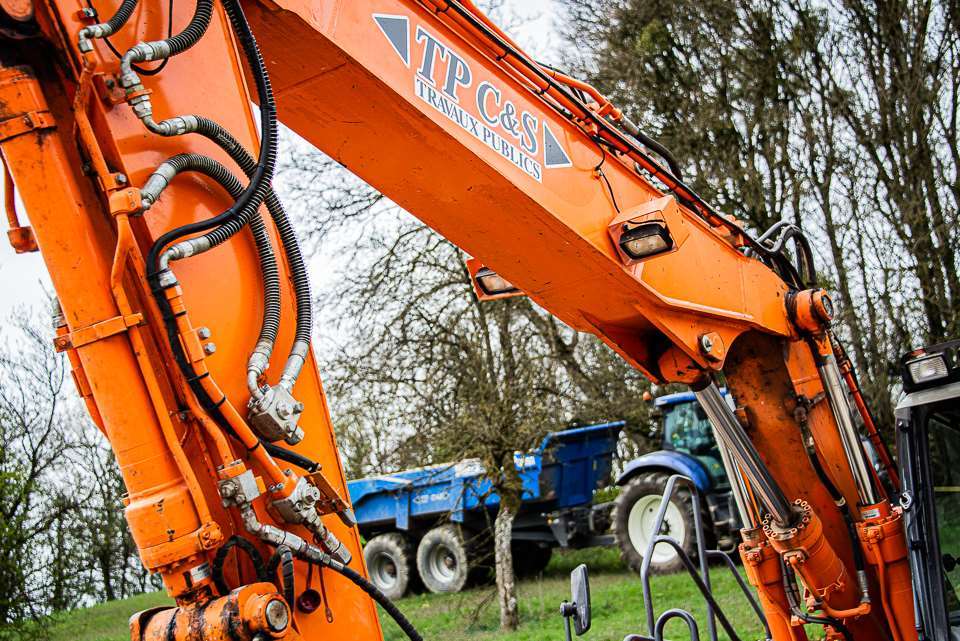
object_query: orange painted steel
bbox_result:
[244,0,793,382]
[3,162,36,252]
[857,502,917,641]
[0,0,379,637]
[0,64,220,595]
[0,0,918,639]
[132,583,297,641]
[740,529,808,641]
[765,501,869,621]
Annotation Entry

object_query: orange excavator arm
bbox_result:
[0,0,913,640]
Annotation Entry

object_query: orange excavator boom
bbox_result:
[0,1,916,640]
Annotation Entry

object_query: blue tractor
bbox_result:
[610,390,740,574]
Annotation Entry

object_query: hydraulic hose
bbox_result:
[262,441,320,473]
[138,112,311,392]
[212,535,267,596]
[618,116,684,181]
[315,557,423,641]
[77,0,138,51]
[140,153,282,394]
[118,0,211,73]
[266,545,296,608]
[796,416,871,604]
[192,116,312,391]
[780,559,853,641]
[143,0,278,277]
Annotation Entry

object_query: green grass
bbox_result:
[380,548,767,641]
[28,549,771,641]
[41,591,172,641]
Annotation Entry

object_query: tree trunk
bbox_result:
[493,499,519,631]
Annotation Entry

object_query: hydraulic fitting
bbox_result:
[77,23,114,53]
[248,384,305,445]
[220,469,351,566]
[764,500,867,619]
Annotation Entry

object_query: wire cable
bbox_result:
[85,0,174,75]
[313,557,423,641]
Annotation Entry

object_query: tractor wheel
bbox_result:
[513,541,553,577]
[416,525,473,594]
[612,473,705,575]
[363,533,415,600]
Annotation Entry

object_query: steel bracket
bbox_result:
[54,312,144,351]
[0,109,54,143]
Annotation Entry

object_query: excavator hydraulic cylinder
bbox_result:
[857,502,916,641]
[130,584,295,641]
[0,64,219,595]
[740,528,808,641]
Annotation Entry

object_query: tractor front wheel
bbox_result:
[612,473,704,575]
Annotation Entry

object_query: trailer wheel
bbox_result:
[363,533,415,600]
[417,525,472,593]
[613,473,704,575]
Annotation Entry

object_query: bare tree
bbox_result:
[0,308,149,631]
[0,310,81,625]
[558,0,959,432]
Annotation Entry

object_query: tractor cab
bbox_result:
[898,339,960,641]
[657,392,728,489]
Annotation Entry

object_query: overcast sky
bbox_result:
[0,0,559,319]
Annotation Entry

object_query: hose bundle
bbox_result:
[141,153,281,362]
[145,0,277,275]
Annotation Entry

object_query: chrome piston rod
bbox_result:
[714,430,756,528]
[818,355,879,506]
[694,382,794,526]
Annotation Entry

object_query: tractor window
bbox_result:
[664,402,714,455]
[927,406,960,621]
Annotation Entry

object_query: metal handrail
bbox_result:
[633,474,772,641]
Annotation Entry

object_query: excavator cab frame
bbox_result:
[898,339,960,641]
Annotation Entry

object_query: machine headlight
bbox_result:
[475,267,518,296]
[618,221,673,260]
[906,354,949,385]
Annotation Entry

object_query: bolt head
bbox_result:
[204,342,217,355]
[115,173,127,185]
[198,327,211,339]
[699,334,713,352]
[264,599,289,632]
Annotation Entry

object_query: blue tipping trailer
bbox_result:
[347,421,624,597]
